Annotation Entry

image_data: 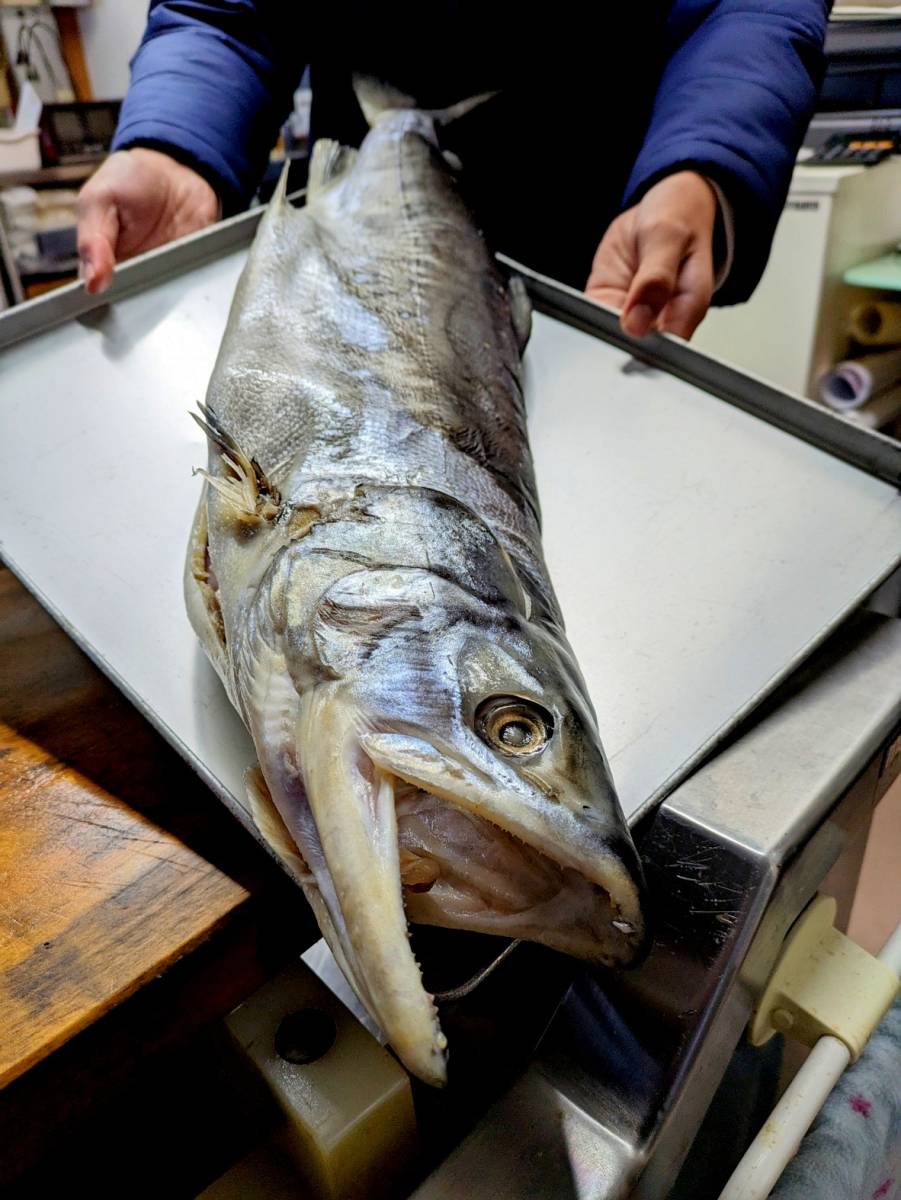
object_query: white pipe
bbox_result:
[717,1036,850,1200]
[718,922,901,1200]
[878,922,901,975]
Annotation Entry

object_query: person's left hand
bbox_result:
[586,170,717,340]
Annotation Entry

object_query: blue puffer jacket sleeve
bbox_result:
[112,1,303,214]
[625,0,829,304]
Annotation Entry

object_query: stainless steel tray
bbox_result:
[1,206,899,827]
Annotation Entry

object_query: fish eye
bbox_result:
[475,696,554,756]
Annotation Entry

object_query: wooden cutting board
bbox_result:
[0,565,313,1184]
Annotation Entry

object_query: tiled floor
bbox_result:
[849,774,901,955]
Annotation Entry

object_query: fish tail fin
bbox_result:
[307,138,358,198]
[353,74,497,129]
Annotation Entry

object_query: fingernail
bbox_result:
[624,303,655,337]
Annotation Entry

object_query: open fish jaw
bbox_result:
[396,784,641,962]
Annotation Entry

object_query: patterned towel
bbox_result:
[772,995,901,1200]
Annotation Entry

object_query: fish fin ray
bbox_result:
[192,408,281,525]
[307,139,358,198]
[192,405,238,458]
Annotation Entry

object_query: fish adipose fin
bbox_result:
[353,74,498,129]
[192,406,281,526]
[307,139,358,198]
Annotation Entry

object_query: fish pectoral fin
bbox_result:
[244,766,314,884]
[507,274,532,353]
[184,487,244,706]
[192,403,241,459]
[192,408,281,526]
[308,139,358,198]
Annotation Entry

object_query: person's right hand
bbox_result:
[77,148,220,294]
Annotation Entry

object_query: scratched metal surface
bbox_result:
[1,240,900,828]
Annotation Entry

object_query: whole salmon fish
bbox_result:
[186,80,645,1086]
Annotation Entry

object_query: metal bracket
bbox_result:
[750,894,900,1060]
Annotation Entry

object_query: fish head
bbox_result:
[289,545,645,994]
[243,505,645,1086]
[307,562,645,950]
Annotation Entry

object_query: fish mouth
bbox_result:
[290,694,643,1087]
[361,730,645,965]
[395,783,635,962]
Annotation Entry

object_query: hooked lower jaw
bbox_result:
[296,690,448,1087]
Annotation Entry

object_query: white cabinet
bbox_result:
[694,159,901,398]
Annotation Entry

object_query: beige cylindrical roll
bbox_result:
[819,347,901,411]
[848,301,901,347]
[844,387,901,430]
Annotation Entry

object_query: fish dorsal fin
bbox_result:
[244,766,313,883]
[307,138,358,199]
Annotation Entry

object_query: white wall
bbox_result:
[77,0,147,99]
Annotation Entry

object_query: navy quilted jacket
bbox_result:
[112,1,830,301]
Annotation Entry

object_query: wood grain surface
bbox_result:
[0,564,311,1092]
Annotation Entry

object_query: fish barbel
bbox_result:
[186,79,646,1086]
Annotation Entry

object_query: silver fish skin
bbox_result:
[185,81,646,1087]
